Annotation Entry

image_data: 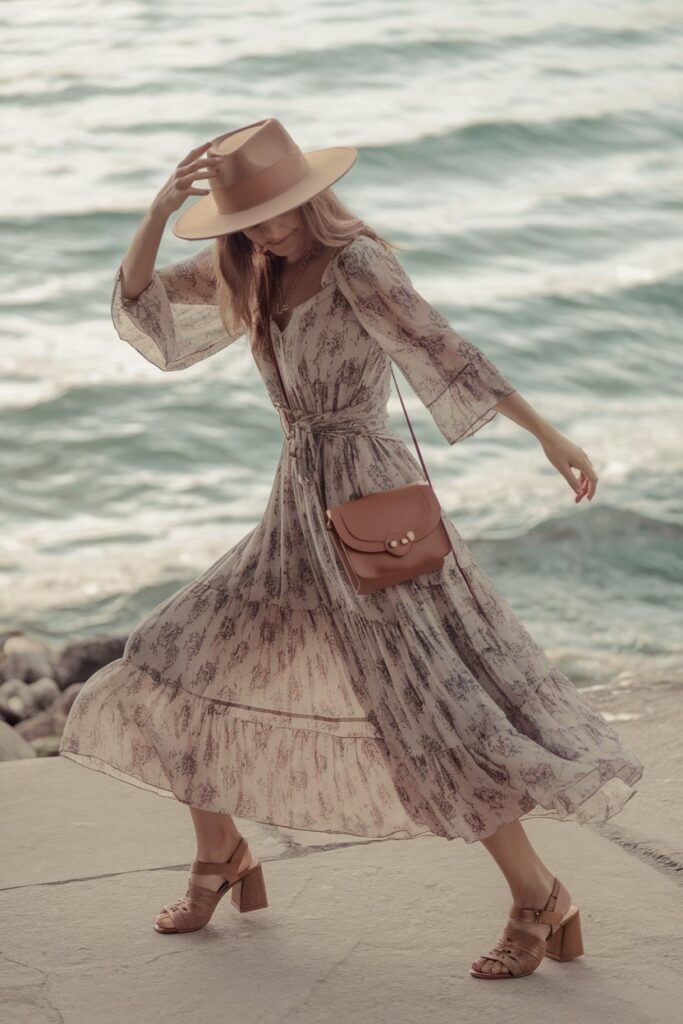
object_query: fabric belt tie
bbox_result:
[274,402,397,485]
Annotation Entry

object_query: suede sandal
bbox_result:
[469,876,584,979]
[154,835,268,933]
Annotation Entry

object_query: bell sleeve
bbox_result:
[332,234,517,443]
[110,243,244,371]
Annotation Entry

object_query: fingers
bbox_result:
[176,156,220,183]
[560,464,592,504]
[185,155,220,172]
[156,146,220,215]
[558,464,584,501]
[571,455,598,503]
[177,140,216,168]
[175,167,218,187]
[173,156,221,196]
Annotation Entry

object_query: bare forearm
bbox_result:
[494,390,598,501]
[494,390,561,444]
[118,142,220,301]
[119,202,170,301]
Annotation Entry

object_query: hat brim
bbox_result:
[172,146,358,241]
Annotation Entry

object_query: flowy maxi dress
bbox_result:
[59,232,644,844]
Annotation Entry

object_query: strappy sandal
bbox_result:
[469,876,584,979]
[154,835,268,934]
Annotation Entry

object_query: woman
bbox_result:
[59,119,643,978]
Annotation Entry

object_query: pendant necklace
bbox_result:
[274,241,316,315]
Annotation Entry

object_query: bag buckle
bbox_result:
[385,529,416,555]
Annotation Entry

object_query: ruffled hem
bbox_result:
[58,655,425,840]
[59,743,642,846]
[59,580,645,845]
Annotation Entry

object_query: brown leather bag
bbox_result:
[324,366,454,593]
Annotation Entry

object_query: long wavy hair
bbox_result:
[208,187,400,362]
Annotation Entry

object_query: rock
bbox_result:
[29,676,61,710]
[55,635,127,687]
[0,678,39,724]
[15,707,68,741]
[53,682,84,716]
[30,735,63,757]
[0,720,36,761]
[1,634,59,684]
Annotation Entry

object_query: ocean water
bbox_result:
[1,1,681,689]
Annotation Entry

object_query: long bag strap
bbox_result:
[389,365,433,488]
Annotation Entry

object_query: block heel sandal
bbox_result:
[229,860,268,913]
[469,876,584,979]
[154,834,268,933]
[544,905,584,961]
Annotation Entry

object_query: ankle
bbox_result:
[195,833,243,864]
[509,867,557,907]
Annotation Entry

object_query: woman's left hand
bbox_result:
[539,429,598,503]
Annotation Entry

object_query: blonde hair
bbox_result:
[209,187,399,362]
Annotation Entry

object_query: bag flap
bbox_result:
[327,481,442,553]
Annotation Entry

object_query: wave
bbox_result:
[361,106,680,171]
[472,504,682,551]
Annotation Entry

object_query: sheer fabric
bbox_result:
[110,243,243,371]
[331,236,516,444]
[60,233,643,843]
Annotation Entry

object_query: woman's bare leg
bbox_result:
[471,818,570,976]
[155,806,255,929]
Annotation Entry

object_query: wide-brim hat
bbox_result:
[172,117,358,240]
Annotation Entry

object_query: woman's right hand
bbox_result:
[151,141,221,219]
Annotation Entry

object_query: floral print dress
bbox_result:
[59,233,644,843]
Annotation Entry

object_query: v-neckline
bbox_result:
[269,238,353,336]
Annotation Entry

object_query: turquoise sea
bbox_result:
[1,1,681,690]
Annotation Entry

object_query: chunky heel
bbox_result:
[545,908,584,961]
[231,862,268,913]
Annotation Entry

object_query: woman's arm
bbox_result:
[111,243,242,372]
[331,233,517,443]
[119,141,218,300]
[494,391,598,503]
[118,144,220,303]
[118,204,169,301]
[332,234,597,504]
[111,142,245,371]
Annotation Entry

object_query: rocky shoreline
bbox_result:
[0,632,127,760]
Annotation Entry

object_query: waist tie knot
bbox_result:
[273,401,397,486]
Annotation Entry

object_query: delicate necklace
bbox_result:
[274,241,316,315]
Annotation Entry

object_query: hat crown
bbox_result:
[209,118,299,185]
[207,119,309,215]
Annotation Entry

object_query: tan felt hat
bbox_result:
[172,117,358,240]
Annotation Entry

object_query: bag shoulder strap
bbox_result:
[389,365,433,488]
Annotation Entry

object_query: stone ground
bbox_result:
[1,676,681,1024]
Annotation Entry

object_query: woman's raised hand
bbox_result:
[151,141,221,219]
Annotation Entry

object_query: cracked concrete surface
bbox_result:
[1,677,681,1023]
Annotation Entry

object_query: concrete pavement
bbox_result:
[1,675,681,1024]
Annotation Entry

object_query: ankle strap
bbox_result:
[508,877,565,929]
[509,906,565,927]
[191,836,250,882]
